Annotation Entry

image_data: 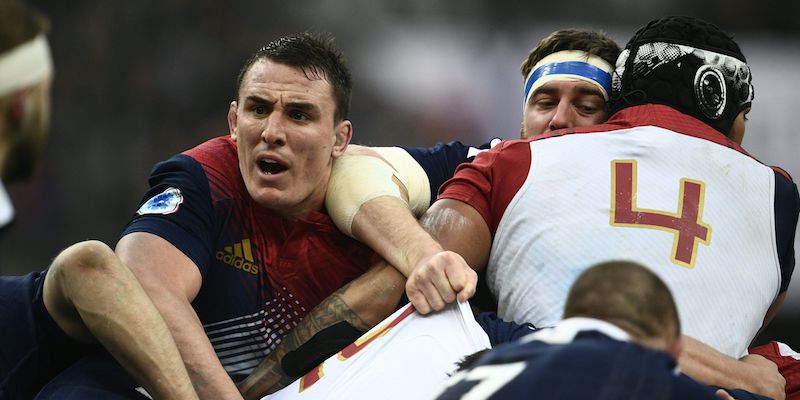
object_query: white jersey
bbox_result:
[263,301,490,400]
[439,105,799,358]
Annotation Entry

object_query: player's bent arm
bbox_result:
[420,199,492,269]
[116,232,244,400]
[351,196,444,277]
[42,241,198,399]
[328,146,487,313]
[406,199,491,314]
[239,262,406,399]
[328,145,434,277]
[679,336,785,400]
[679,284,789,397]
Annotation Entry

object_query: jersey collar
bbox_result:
[534,104,750,158]
[522,316,631,345]
[604,104,746,153]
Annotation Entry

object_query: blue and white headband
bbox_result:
[0,35,53,97]
[523,50,614,111]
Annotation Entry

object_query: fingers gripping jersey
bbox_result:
[440,105,800,358]
[122,136,380,378]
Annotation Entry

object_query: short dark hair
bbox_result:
[0,0,49,54]
[520,29,621,79]
[563,261,681,342]
[235,32,352,122]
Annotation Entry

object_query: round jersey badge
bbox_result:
[137,187,184,215]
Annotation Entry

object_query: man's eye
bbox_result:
[534,99,556,109]
[577,101,603,114]
[289,110,308,121]
[252,105,267,115]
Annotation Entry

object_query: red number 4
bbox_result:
[610,160,711,268]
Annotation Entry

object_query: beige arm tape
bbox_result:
[326,147,431,237]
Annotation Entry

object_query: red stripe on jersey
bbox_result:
[338,305,416,360]
[772,166,794,182]
[438,140,532,235]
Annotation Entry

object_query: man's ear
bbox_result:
[227,101,238,140]
[332,119,352,158]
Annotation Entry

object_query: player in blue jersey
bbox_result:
[37,32,387,400]
[434,261,767,400]
[0,2,197,399]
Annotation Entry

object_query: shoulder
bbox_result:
[772,165,800,221]
[177,136,244,200]
[182,136,239,170]
[468,138,533,172]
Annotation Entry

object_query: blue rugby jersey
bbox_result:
[435,318,767,400]
[122,136,380,378]
[401,138,502,204]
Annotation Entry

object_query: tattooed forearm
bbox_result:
[237,285,360,399]
[296,281,370,337]
[238,261,406,399]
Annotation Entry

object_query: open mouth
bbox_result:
[258,159,288,175]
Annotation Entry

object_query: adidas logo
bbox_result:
[216,239,258,275]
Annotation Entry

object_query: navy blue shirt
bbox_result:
[436,325,768,400]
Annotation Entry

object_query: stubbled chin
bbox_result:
[253,193,288,211]
[244,177,282,202]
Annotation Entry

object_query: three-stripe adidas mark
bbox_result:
[215,239,258,274]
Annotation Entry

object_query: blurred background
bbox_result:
[2,0,798,347]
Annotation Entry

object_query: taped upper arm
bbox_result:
[327,146,431,237]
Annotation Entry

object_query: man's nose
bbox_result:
[261,114,287,146]
[548,101,575,131]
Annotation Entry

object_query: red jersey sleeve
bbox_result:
[750,341,800,400]
[437,140,532,235]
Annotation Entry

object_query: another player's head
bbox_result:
[610,16,753,144]
[0,0,52,185]
[519,29,621,139]
[228,33,353,219]
[564,260,683,358]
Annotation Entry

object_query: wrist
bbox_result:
[402,240,444,277]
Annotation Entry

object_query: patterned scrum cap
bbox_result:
[610,16,754,136]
